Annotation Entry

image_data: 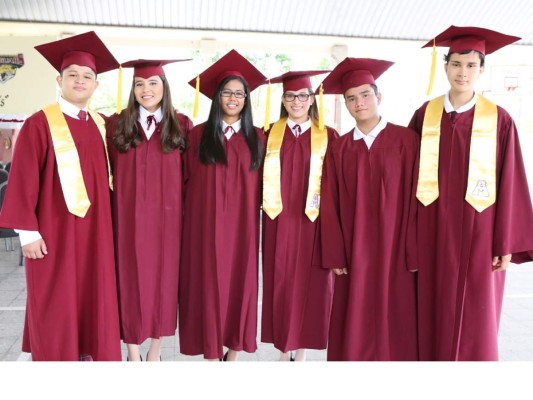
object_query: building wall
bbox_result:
[0,35,58,115]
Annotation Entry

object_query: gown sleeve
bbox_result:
[492,110,533,263]
[403,129,420,271]
[317,143,348,269]
[0,113,48,231]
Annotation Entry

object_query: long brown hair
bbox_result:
[113,75,187,153]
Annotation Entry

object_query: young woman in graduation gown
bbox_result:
[107,59,192,361]
[261,71,338,361]
[178,50,266,361]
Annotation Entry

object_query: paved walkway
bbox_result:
[1,237,532,362]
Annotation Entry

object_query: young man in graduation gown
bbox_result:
[318,58,419,361]
[0,32,122,361]
[410,26,533,361]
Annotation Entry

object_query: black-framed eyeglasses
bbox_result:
[220,89,247,99]
[283,93,311,102]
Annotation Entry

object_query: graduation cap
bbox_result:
[121,59,191,79]
[264,70,330,130]
[423,25,521,95]
[319,58,394,95]
[34,31,119,74]
[268,70,329,92]
[188,49,267,118]
[422,25,521,56]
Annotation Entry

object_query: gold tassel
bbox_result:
[263,80,271,131]
[426,39,437,96]
[116,65,123,114]
[193,74,200,119]
[318,83,325,130]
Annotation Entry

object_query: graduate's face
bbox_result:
[134,75,164,113]
[220,79,246,124]
[344,84,381,124]
[57,64,99,108]
[281,88,314,124]
[445,51,484,95]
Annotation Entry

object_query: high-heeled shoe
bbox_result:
[222,351,228,361]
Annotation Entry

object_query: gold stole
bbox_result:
[416,94,497,212]
[262,117,329,222]
[43,103,113,218]
[88,109,113,191]
[416,96,444,206]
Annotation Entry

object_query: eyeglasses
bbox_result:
[283,93,311,102]
[220,89,247,99]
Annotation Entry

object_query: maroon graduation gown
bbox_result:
[409,102,533,361]
[0,111,121,361]
[319,123,419,361]
[179,123,264,359]
[107,113,193,344]
[261,125,337,352]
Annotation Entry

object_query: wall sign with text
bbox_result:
[0,54,25,84]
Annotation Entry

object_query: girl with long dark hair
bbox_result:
[179,50,266,361]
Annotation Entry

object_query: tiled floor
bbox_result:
[1,237,532,362]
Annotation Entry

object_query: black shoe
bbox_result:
[223,351,228,361]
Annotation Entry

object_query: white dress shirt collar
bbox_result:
[287,118,311,136]
[139,106,163,140]
[222,119,241,140]
[353,116,387,149]
[58,96,87,120]
[444,91,477,114]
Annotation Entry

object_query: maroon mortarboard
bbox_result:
[188,49,267,100]
[422,25,521,55]
[319,58,394,95]
[121,59,191,79]
[269,70,330,92]
[34,31,119,74]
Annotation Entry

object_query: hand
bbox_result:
[492,254,511,272]
[22,239,48,259]
[333,268,348,275]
